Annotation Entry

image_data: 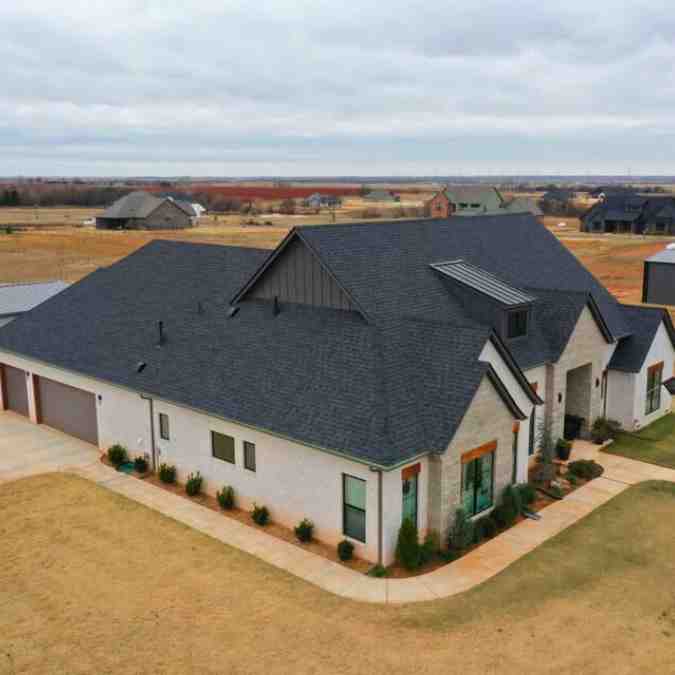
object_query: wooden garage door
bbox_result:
[36,376,98,445]
[2,365,29,417]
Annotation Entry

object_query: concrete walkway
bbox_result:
[2,411,674,604]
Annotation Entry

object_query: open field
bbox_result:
[2,473,675,674]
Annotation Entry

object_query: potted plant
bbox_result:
[556,438,572,461]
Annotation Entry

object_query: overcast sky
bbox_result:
[2,1,675,177]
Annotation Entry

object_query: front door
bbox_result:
[402,474,418,528]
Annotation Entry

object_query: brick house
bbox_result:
[1,214,673,564]
[425,190,454,218]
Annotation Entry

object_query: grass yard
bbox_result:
[2,474,675,674]
[604,414,675,469]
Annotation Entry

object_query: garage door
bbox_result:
[2,365,29,417]
[36,376,98,445]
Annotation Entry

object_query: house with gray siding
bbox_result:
[582,193,675,234]
[0,214,673,565]
[96,191,196,230]
[643,246,675,305]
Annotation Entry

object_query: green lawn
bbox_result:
[604,413,675,469]
[3,474,675,674]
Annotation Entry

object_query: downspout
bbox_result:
[370,467,383,566]
[140,394,156,471]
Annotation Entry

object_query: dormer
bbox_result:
[430,260,535,341]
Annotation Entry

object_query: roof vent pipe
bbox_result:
[157,320,166,345]
[273,296,280,316]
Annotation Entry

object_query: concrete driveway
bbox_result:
[0,411,99,485]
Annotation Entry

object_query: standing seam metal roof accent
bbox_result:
[430,260,536,306]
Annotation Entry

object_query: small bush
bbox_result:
[567,459,604,480]
[474,515,498,542]
[566,473,578,486]
[556,438,573,461]
[440,548,461,563]
[419,531,440,565]
[337,539,354,561]
[185,471,203,496]
[107,444,128,468]
[548,483,564,499]
[251,503,270,526]
[517,482,537,506]
[368,564,387,577]
[133,455,148,473]
[216,485,235,510]
[448,508,474,553]
[504,484,524,517]
[294,518,314,543]
[396,518,421,570]
[591,417,621,444]
[158,463,176,484]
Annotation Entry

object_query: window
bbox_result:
[470,202,481,208]
[512,425,519,483]
[646,362,664,414]
[462,450,494,517]
[244,441,256,472]
[459,202,469,208]
[212,431,235,463]
[507,309,528,339]
[159,413,170,441]
[343,475,366,542]
[402,474,418,528]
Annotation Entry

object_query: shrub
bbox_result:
[517,482,537,506]
[133,455,148,473]
[368,564,387,577]
[294,518,314,543]
[440,547,461,563]
[185,471,203,497]
[158,463,176,484]
[251,503,270,526]
[567,459,604,480]
[337,539,354,561]
[448,508,474,553]
[396,518,421,570]
[556,438,572,461]
[216,485,235,510]
[503,484,523,517]
[591,417,621,444]
[107,444,128,468]
[566,473,578,486]
[474,515,498,542]
[493,502,517,529]
[548,483,564,499]
[419,531,440,565]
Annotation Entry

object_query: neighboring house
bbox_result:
[582,194,675,234]
[642,246,675,305]
[364,190,398,202]
[501,196,543,217]
[303,193,342,209]
[96,191,196,230]
[1,215,673,565]
[0,281,68,328]
[444,186,504,216]
[425,190,454,218]
[539,189,576,215]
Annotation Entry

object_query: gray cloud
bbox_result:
[1,1,675,175]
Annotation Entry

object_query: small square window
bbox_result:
[159,413,170,441]
[507,309,528,339]
[244,441,256,472]
[212,431,235,464]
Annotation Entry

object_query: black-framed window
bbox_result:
[507,309,528,339]
[402,475,418,528]
[212,431,235,464]
[646,362,663,414]
[343,474,366,542]
[244,441,256,472]
[159,413,170,441]
[529,408,536,456]
[461,452,494,517]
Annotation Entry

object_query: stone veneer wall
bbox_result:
[428,375,516,544]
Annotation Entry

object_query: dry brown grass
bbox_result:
[2,474,675,674]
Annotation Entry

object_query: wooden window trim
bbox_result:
[401,462,421,481]
[648,361,664,375]
[461,440,497,464]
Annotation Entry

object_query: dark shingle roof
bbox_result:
[100,191,164,219]
[0,240,499,466]
[608,305,675,372]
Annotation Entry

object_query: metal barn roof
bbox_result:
[431,259,535,306]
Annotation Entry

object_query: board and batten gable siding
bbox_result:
[247,237,354,311]
[428,374,517,544]
[142,200,193,230]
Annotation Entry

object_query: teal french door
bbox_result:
[462,452,494,517]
